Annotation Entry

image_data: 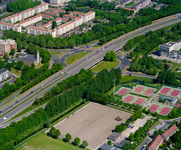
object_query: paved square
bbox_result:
[53,102,131,149]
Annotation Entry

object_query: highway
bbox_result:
[0,16,181,127]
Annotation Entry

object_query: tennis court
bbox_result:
[157,85,181,99]
[130,84,157,97]
[176,105,181,108]
[121,94,147,106]
[147,102,174,116]
[115,86,131,96]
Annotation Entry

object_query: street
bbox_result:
[0,16,181,127]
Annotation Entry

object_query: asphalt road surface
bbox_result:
[0,16,180,127]
[138,137,152,150]
[0,73,17,89]
[117,53,131,70]
[125,72,157,79]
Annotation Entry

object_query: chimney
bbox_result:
[37,49,40,64]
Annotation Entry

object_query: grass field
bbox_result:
[130,84,157,97]
[157,85,181,99]
[49,51,67,58]
[121,94,148,106]
[35,63,44,69]
[114,86,131,96]
[91,59,120,72]
[120,75,153,84]
[125,2,134,7]
[147,102,174,116]
[65,52,89,65]
[16,132,85,150]
[10,68,22,76]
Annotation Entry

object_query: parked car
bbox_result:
[131,126,134,129]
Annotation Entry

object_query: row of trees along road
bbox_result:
[0,68,121,150]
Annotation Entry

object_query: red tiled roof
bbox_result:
[50,8,65,13]
[84,11,94,16]
[63,14,78,18]
[55,17,68,22]
[75,17,82,21]
[19,14,42,24]
[28,26,50,32]
[0,21,15,26]
[22,8,34,13]
[44,11,58,15]
[39,14,52,18]
[147,135,162,150]
[41,21,52,27]
[59,20,74,28]
[5,12,21,19]
[35,2,48,8]
[69,11,84,16]
[162,124,178,139]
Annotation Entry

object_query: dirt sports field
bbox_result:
[54,102,131,149]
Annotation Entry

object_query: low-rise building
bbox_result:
[19,14,42,27]
[133,0,151,12]
[0,22,21,32]
[147,135,163,150]
[44,10,59,16]
[69,11,84,17]
[114,139,129,148]
[99,143,119,150]
[40,14,53,19]
[0,39,17,54]
[41,21,52,29]
[49,0,71,5]
[107,132,122,142]
[0,68,9,82]
[83,11,95,23]
[63,14,78,20]
[35,2,49,13]
[161,124,178,140]
[120,0,132,7]
[50,8,65,13]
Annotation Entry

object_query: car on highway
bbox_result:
[131,126,134,129]
[31,91,33,93]
[3,117,7,121]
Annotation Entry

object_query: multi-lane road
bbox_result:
[0,16,181,127]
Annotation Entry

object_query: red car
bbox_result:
[12,81,14,83]
[131,126,134,129]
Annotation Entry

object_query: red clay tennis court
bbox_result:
[170,90,181,97]
[123,95,134,103]
[134,98,145,106]
[160,87,171,94]
[133,86,144,93]
[159,107,171,115]
[149,104,160,112]
[117,88,129,96]
[176,105,181,108]
[144,89,155,96]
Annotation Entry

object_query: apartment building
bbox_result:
[0,39,17,54]
[56,20,74,35]
[26,26,56,38]
[63,14,78,20]
[0,22,21,32]
[83,11,95,23]
[44,10,59,16]
[133,0,151,12]
[2,2,48,23]
[50,8,65,13]
[41,21,52,29]
[0,68,9,82]
[159,40,181,57]
[120,0,132,7]
[74,17,83,28]
[69,11,84,17]
[40,14,53,19]
[49,0,71,5]
[19,14,42,27]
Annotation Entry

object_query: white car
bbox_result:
[3,117,7,121]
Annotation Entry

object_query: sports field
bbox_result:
[52,102,131,149]
[121,94,147,106]
[157,85,181,99]
[147,102,174,116]
[16,132,83,150]
[130,84,157,97]
[114,86,131,96]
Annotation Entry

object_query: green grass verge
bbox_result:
[65,52,89,65]
[91,58,120,72]
[147,46,159,55]
[16,132,88,150]
[125,2,134,7]
[10,68,22,76]
[49,51,67,58]
[0,12,14,19]
[121,75,153,84]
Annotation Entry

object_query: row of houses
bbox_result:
[147,124,178,150]
[133,0,151,11]
[2,2,48,23]
[48,0,71,5]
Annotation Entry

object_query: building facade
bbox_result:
[133,0,151,12]
[0,39,17,54]
[44,10,59,16]
[0,68,9,82]
[19,14,42,27]
[49,0,71,5]
[0,22,21,32]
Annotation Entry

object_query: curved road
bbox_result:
[0,16,181,127]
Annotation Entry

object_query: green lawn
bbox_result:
[16,132,86,150]
[65,52,89,65]
[125,2,134,7]
[121,75,153,84]
[91,59,120,72]
[49,51,67,58]
[10,68,22,76]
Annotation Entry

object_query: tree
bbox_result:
[104,50,117,62]
[130,51,135,58]
[107,140,112,145]
[55,129,61,137]
[4,52,9,60]
[45,118,51,128]
[74,137,80,145]
[52,20,57,29]
[65,133,72,141]
[15,60,24,70]
[68,3,76,11]
[126,119,130,125]
[82,140,88,148]
[129,132,134,141]
[47,40,54,48]
[10,48,15,55]
[31,63,35,68]
[50,127,56,135]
